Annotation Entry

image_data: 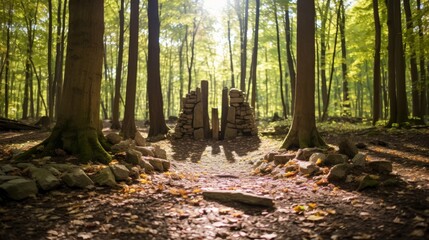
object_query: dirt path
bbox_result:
[0,128,428,239]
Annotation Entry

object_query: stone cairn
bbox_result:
[174,81,257,140]
[224,88,258,139]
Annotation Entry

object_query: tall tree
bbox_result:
[281,0,325,149]
[54,0,68,120]
[416,0,427,118]
[111,0,125,130]
[121,0,139,139]
[3,2,13,118]
[274,0,287,119]
[47,0,54,120]
[21,0,111,163]
[318,0,331,119]
[338,0,349,116]
[372,0,381,125]
[147,0,169,137]
[227,4,235,88]
[235,0,249,92]
[284,2,296,114]
[249,0,260,110]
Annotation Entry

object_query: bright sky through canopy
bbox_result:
[203,0,228,17]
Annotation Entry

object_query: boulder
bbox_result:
[109,164,130,181]
[106,133,122,145]
[134,131,146,146]
[367,160,393,174]
[351,153,367,167]
[0,178,38,200]
[296,148,324,161]
[298,161,319,175]
[146,157,165,172]
[111,139,134,153]
[91,167,117,187]
[138,158,155,174]
[134,146,155,157]
[125,149,142,165]
[29,167,61,191]
[273,154,295,165]
[325,154,348,166]
[339,139,359,158]
[153,145,167,159]
[309,153,327,165]
[61,168,94,188]
[327,163,353,181]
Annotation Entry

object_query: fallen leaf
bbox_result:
[77,232,93,239]
[260,233,278,239]
[306,215,325,221]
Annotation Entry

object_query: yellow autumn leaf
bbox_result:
[192,188,202,194]
[307,214,325,221]
[284,171,297,177]
[139,179,152,184]
[307,203,317,209]
[293,205,307,213]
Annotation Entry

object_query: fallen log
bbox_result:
[202,190,274,208]
[0,117,40,131]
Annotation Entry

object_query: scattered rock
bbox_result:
[367,160,393,174]
[325,154,348,166]
[0,178,38,200]
[0,175,22,184]
[309,153,327,165]
[129,166,141,179]
[146,157,165,172]
[29,167,61,191]
[138,158,155,174]
[381,178,402,187]
[357,175,379,191]
[125,149,142,165]
[106,133,122,145]
[46,167,61,176]
[61,168,94,189]
[111,139,134,153]
[46,163,78,172]
[356,142,367,149]
[16,163,36,169]
[1,164,19,173]
[91,167,117,187]
[351,153,367,167]
[298,161,319,175]
[153,145,167,159]
[202,190,274,208]
[339,139,359,158]
[273,154,295,165]
[264,151,279,162]
[296,148,324,161]
[134,146,155,157]
[327,163,352,181]
[109,164,130,181]
[134,131,146,146]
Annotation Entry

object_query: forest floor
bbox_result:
[0,121,428,240]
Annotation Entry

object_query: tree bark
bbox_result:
[147,0,169,137]
[372,0,381,125]
[249,0,260,110]
[339,0,349,116]
[111,0,125,130]
[281,0,326,149]
[386,0,397,126]
[284,3,296,115]
[48,0,53,120]
[121,0,139,139]
[4,3,13,118]
[273,1,287,119]
[417,0,427,118]
[227,19,235,88]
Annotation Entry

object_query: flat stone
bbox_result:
[339,139,359,158]
[357,175,379,191]
[61,168,94,189]
[125,149,142,165]
[309,153,327,165]
[1,164,19,173]
[193,102,203,128]
[29,167,61,191]
[351,153,367,167]
[264,151,279,162]
[109,164,130,181]
[274,154,295,165]
[367,160,393,173]
[91,167,117,187]
[134,146,155,157]
[134,131,146,146]
[296,148,324,161]
[224,127,237,139]
[153,145,167,159]
[327,163,353,182]
[0,175,22,184]
[45,163,78,172]
[230,97,244,104]
[0,178,38,200]
[138,158,154,174]
[325,154,348,166]
[45,167,61,176]
[16,163,36,169]
[111,139,135,153]
[106,133,122,145]
[146,157,165,172]
[298,161,319,175]
[227,107,236,123]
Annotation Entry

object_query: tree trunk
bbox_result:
[319,0,331,120]
[339,0,349,116]
[274,1,287,119]
[4,3,13,118]
[284,3,296,115]
[403,0,421,120]
[281,0,325,149]
[227,19,235,88]
[111,0,125,130]
[249,0,260,110]
[236,0,249,92]
[121,0,139,139]
[372,0,381,125]
[386,0,397,126]
[147,0,169,137]
[417,0,427,118]
[21,0,111,164]
[48,0,53,120]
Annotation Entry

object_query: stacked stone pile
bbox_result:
[224,88,258,139]
[173,88,204,139]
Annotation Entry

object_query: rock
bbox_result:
[125,149,142,165]
[138,158,155,174]
[1,164,19,173]
[0,175,22,184]
[367,160,393,173]
[339,139,359,158]
[161,160,171,171]
[202,190,274,208]
[91,167,117,187]
[224,127,237,139]
[357,175,379,191]
[296,148,324,160]
[193,102,203,128]
[61,168,94,188]
[29,167,61,191]
[227,106,236,123]
[46,167,61,176]
[193,128,204,140]
[356,142,367,149]
[327,163,352,181]
[45,163,78,172]
[264,151,279,162]
[106,133,122,145]
[381,178,402,187]
[309,153,327,165]
[129,166,140,179]
[153,145,167,159]
[351,153,367,167]
[325,154,348,166]
[111,139,134,153]
[146,157,165,172]
[134,146,155,157]
[284,160,299,172]
[0,178,38,200]
[259,162,274,174]
[253,159,264,168]
[0,169,4,175]
[273,154,295,165]
[109,164,130,181]
[16,163,36,169]
[134,131,146,146]
[298,161,319,175]
[54,148,67,156]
